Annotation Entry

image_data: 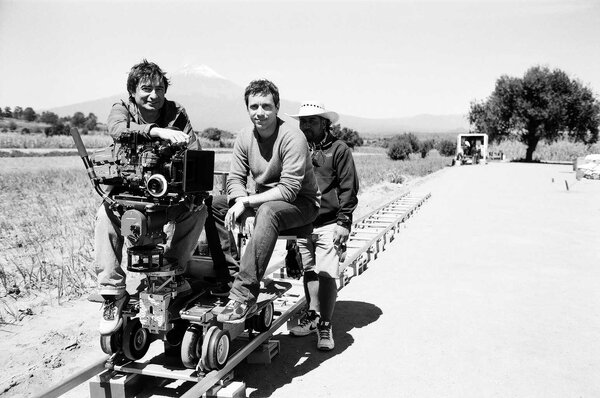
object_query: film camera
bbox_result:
[72,128,216,356]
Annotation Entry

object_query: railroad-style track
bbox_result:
[34,189,431,398]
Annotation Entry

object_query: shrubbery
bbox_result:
[387,138,413,160]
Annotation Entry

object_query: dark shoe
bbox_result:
[290,310,319,336]
[285,241,304,279]
[317,320,334,351]
[210,282,231,297]
[217,299,257,323]
[98,292,129,335]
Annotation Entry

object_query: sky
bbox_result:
[0,0,599,119]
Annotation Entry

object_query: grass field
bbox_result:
[0,147,451,322]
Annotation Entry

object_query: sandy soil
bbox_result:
[2,162,599,398]
[0,179,407,398]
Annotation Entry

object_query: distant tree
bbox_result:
[13,106,23,120]
[39,111,59,125]
[21,127,30,134]
[22,107,36,122]
[3,107,12,118]
[436,139,456,157]
[420,138,436,158]
[387,137,413,160]
[71,112,86,128]
[201,127,224,141]
[400,133,421,153]
[85,113,98,131]
[9,121,17,131]
[331,124,363,148]
[468,65,600,161]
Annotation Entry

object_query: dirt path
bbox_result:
[237,162,600,397]
[2,162,599,397]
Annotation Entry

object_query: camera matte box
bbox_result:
[183,150,215,193]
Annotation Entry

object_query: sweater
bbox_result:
[227,118,320,208]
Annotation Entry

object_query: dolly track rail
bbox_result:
[34,189,431,398]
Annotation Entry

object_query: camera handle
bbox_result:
[70,128,119,208]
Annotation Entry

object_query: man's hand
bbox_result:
[149,127,188,144]
[224,200,247,231]
[332,225,350,246]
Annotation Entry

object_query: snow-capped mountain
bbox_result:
[50,64,468,134]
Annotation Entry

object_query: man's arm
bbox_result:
[107,101,193,145]
[227,133,250,204]
[332,143,359,245]
[107,102,153,140]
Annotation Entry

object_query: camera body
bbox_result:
[91,132,214,205]
[90,132,214,250]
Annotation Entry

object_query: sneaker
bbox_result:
[99,292,129,335]
[317,320,334,351]
[217,299,257,323]
[210,282,231,297]
[289,310,319,336]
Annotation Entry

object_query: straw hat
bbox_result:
[286,101,339,124]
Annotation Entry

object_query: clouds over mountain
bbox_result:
[51,65,469,135]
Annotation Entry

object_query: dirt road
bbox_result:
[3,162,599,398]
[235,162,600,397]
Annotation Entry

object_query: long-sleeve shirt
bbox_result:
[227,118,321,208]
[312,133,359,230]
[107,98,199,146]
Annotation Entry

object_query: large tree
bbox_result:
[469,66,600,161]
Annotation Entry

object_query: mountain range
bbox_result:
[51,65,469,136]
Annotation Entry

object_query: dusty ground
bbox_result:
[0,180,407,398]
[2,162,599,398]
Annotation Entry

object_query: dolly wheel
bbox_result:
[100,330,122,355]
[180,324,203,369]
[205,326,230,370]
[252,302,274,332]
[122,318,151,361]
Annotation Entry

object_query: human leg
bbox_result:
[204,195,238,284]
[95,202,130,334]
[164,202,207,272]
[95,202,126,296]
[219,199,318,322]
[313,223,342,350]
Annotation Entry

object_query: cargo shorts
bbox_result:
[296,223,346,279]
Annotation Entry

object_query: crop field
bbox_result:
[0,147,451,322]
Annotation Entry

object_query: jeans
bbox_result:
[204,195,239,284]
[95,200,207,295]
[211,196,319,303]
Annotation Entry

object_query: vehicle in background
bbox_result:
[575,154,600,180]
[455,133,488,165]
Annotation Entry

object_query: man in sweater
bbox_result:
[212,80,321,323]
[286,101,359,351]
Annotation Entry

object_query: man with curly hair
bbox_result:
[96,59,206,335]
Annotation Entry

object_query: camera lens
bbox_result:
[146,174,168,197]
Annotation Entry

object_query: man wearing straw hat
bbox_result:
[286,101,359,351]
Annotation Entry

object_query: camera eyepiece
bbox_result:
[146,174,168,197]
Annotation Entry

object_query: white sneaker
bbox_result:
[98,292,129,335]
[290,310,319,336]
[317,320,334,351]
